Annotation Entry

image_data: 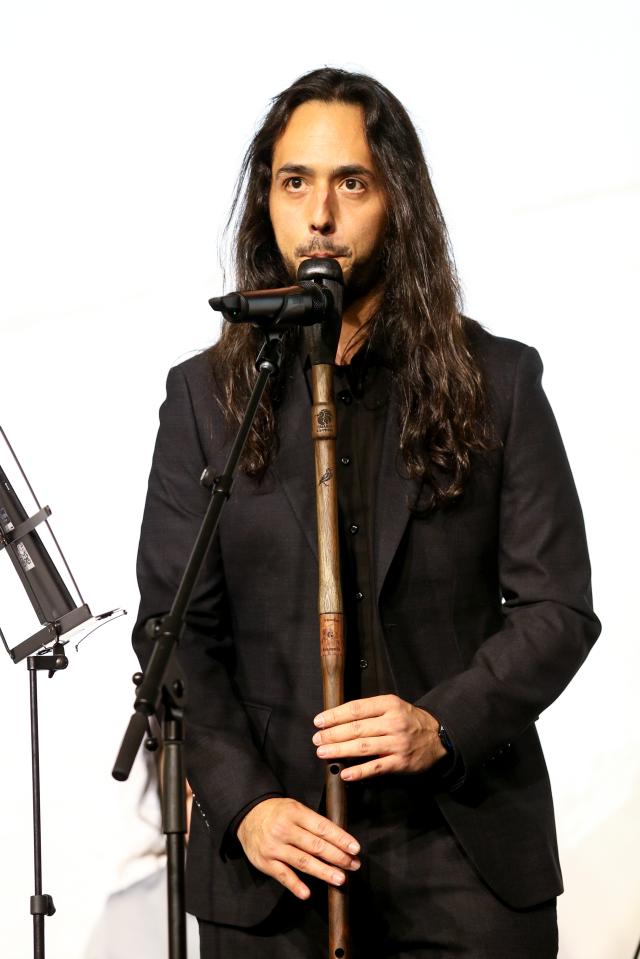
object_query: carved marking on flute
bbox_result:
[320,616,343,655]
[316,408,333,431]
[318,466,335,487]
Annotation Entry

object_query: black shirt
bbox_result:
[329,346,397,700]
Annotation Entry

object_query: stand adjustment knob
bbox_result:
[30,894,56,916]
[200,467,217,489]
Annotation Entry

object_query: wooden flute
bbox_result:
[301,257,349,959]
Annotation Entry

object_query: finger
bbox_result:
[279,844,348,887]
[314,695,391,730]
[294,807,361,856]
[291,825,361,871]
[341,756,396,781]
[313,716,392,745]
[316,734,396,760]
[266,860,311,900]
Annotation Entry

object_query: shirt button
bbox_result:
[338,390,353,405]
[349,524,359,534]
[341,456,351,466]
[355,591,364,602]
[359,659,368,669]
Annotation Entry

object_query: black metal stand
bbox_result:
[112,330,286,959]
[27,644,68,958]
[164,713,187,959]
[1,423,126,958]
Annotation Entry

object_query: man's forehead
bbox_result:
[271,100,372,171]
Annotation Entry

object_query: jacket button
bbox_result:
[341,456,351,466]
[355,591,364,602]
[359,659,368,669]
[489,742,512,762]
[349,524,359,534]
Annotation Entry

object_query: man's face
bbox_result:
[269,100,387,295]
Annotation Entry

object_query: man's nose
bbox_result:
[309,187,335,235]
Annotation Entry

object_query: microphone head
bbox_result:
[209,293,243,319]
[297,257,344,285]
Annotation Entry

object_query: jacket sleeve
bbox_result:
[417,345,601,782]
[132,362,284,853]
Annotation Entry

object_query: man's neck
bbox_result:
[335,286,383,366]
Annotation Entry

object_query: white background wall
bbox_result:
[1,2,638,956]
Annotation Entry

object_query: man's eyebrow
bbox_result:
[274,163,375,179]
[332,164,375,179]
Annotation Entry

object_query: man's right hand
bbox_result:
[236,797,361,900]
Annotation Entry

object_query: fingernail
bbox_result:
[348,841,360,854]
[332,872,345,885]
[312,733,321,745]
[314,714,325,727]
[350,859,361,870]
[317,746,328,757]
[342,771,353,781]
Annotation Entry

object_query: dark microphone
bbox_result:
[209,282,332,327]
[208,257,345,328]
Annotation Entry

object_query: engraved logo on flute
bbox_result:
[318,467,335,487]
[316,408,333,431]
[320,614,343,655]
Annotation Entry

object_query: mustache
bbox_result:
[293,239,352,258]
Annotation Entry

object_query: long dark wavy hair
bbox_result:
[210,67,494,510]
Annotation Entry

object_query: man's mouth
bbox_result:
[295,243,351,260]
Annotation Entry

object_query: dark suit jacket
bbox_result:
[133,320,600,926]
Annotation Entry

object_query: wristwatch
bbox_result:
[438,722,454,754]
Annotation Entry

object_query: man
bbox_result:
[133,68,600,957]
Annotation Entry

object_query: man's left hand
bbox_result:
[312,695,447,781]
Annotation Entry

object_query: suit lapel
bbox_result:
[273,358,418,593]
[271,357,318,560]
[374,395,419,600]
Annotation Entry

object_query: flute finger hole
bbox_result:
[335,949,345,958]
[329,764,340,775]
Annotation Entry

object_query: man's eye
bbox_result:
[343,178,364,192]
[284,177,304,190]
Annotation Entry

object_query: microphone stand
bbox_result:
[27,643,67,957]
[113,328,287,959]
[0,427,124,959]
